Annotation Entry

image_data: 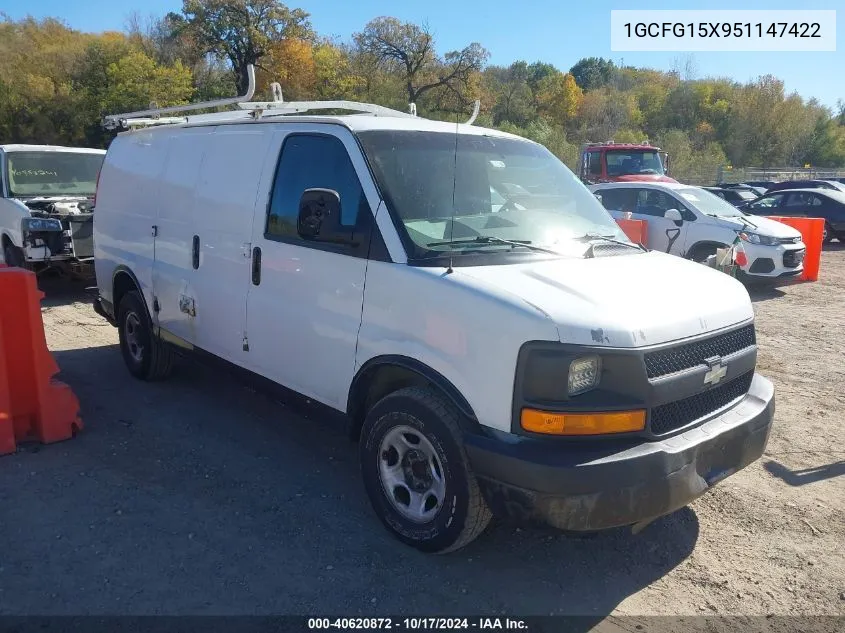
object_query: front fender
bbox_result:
[0,198,31,247]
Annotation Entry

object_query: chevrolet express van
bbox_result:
[93,93,775,553]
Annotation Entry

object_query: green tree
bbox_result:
[103,50,194,112]
[569,57,616,91]
[484,61,535,127]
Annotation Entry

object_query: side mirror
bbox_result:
[297,188,354,245]
[664,208,683,225]
[593,192,603,203]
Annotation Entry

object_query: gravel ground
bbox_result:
[0,247,843,623]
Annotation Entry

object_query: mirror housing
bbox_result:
[296,188,355,245]
[664,208,683,225]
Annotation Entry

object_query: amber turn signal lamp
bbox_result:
[520,409,646,435]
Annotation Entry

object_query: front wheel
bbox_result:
[359,387,491,553]
[2,240,25,268]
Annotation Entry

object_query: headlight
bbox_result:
[568,355,601,395]
[739,231,777,246]
[22,217,63,232]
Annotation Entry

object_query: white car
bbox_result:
[590,182,806,281]
[0,144,106,272]
[92,89,775,553]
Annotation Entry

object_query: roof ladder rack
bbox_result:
[103,65,258,130]
[103,63,483,129]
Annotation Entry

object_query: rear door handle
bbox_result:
[192,235,200,270]
[251,246,262,285]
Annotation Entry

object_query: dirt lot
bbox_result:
[0,248,843,623]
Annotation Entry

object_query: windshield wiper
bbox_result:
[575,233,647,253]
[426,236,560,254]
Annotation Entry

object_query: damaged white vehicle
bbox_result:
[0,144,106,274]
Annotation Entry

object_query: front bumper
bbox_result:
[742,242,804,279]
[465,373,774,531]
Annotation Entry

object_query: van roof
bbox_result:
[0,144,106,154]
[119,112,525,141]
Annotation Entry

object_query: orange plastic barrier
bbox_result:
[762,216,825,282]
[616,218,648,246]
[0,267,82,455]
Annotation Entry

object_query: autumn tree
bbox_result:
[181,0,314,94]
[536,72,582,127]
[353,17,488,108]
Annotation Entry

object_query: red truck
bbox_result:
[579,141,677,184]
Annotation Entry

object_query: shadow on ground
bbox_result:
[764,459,845,486]
[0,342,700,620]
[748,285,787,303]
[37,271,97,309]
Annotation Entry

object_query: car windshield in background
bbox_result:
[357,130,627,259]
[676,187,745,217]
[606,150,665,176]
[735,190,757,200]
[7,151,103,198]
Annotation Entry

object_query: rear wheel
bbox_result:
[117,290,173,381]
[359,387,491,553]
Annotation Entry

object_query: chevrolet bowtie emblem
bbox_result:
[703,356,727,386]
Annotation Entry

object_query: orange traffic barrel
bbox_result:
[616,218,648,247]
[763,216,824,282]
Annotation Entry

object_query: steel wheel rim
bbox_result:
[124,312,144,363]
[378,425,446,523]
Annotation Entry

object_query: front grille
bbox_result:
[783,249,805,268]
[68,216,94,258]
[778,236,801,244]
[748,257,775,274]
[650,371,754,435]
[644,325,756,379]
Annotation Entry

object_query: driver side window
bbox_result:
[635,189,693,219]
[750,194,783,209]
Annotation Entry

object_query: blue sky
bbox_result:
[2,0,841,109]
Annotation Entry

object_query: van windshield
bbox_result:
[357,130,627,260]
[6,151,104,198]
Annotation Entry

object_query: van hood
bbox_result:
[719,214,802,239]
[453,251,753,348]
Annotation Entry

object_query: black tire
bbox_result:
[687,243,719,264]
[116,290,173,381]
[823,222,834,244]
[2,239,24,268]
[359,386,491,553]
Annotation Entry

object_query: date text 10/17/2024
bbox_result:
[307,618,529,630]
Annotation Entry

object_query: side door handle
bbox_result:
[192,235,200,270]
[251,246,262,285]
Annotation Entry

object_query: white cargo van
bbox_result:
[93,78,775,552]
[0,144,106,273]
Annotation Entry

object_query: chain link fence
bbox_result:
[677,166,845,186]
